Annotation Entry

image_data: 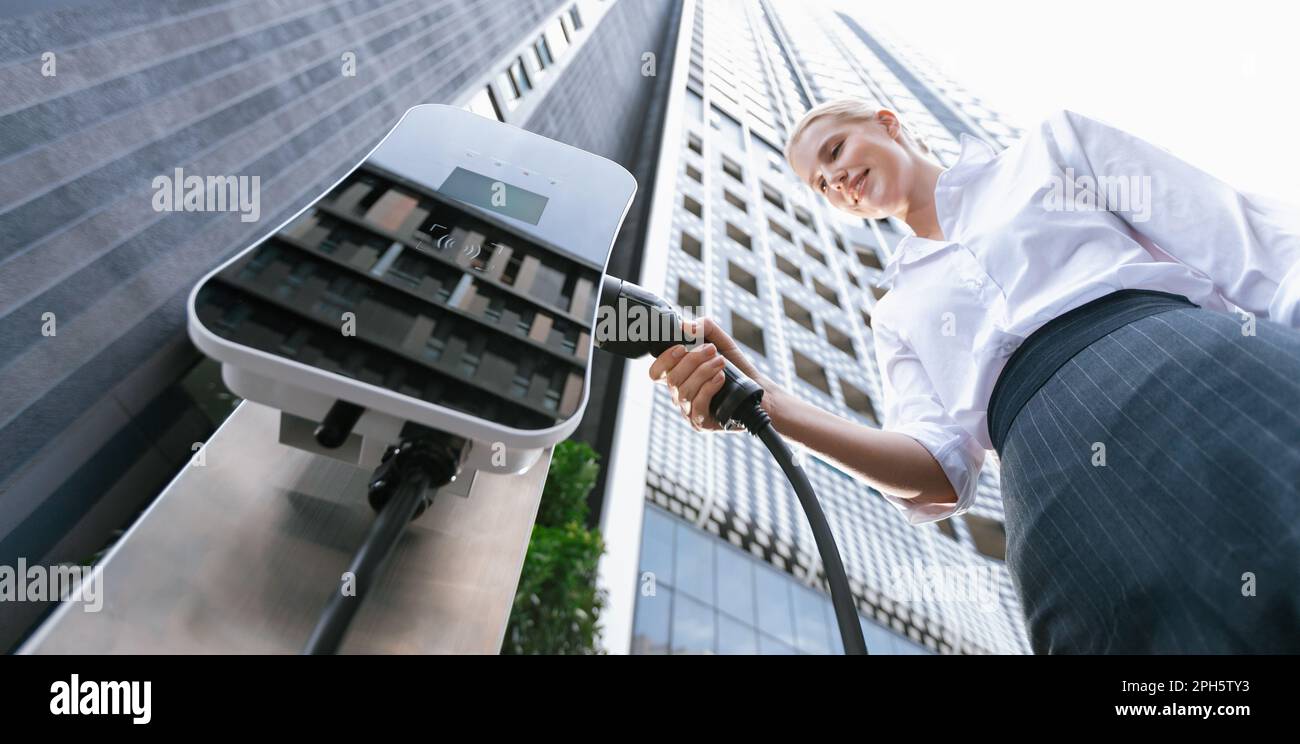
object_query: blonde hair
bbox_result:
[783,98,930,171]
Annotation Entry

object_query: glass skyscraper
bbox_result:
[598,0,1032,655]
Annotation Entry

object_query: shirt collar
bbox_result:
[953,132,998,169]
[877,236,950,287]
[877,133,998,287]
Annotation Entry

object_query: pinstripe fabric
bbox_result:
[998,306,1300,653]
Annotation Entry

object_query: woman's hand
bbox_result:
[649,319,958,508]
[648,317,782,432]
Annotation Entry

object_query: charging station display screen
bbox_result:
[439,167,548,225]
[192,162,599,431]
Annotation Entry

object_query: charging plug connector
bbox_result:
[303,429,466,654]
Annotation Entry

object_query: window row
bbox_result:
[680,136,847,260]
[462,3,587,121]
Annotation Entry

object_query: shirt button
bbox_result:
[966,276,985,290]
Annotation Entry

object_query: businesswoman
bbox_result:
[652,99,1300,653]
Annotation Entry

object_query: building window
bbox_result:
[685,163,702,183]
[861,309,873,329]
[683,194,703,219]
[839,379,878,424]
[721,156,744,183]
[802,241,827,266]
[782,295,815,332]
[856,245,883,270]
[464,86,502,121]
[678,278,702,309]
[725,222,751,250]
[508,56,532,95]
[812,277,839,306]
[525,46,547,79]
[680,231,703,260]
[869,284,888,301]
[688,132,703,156]
[535,37,554,68]
[496,70,520,106]
[568,4,584,31]
[793,206,815,231]
[768,218,792,243]
[774,252,802,282]
[686,88,704,121]
[724,190,748,213]
[728,261,759,296]
[964,515,1007,561]
[761,181,785,211]
[731,311,766,355]
[936,518,958,541]
[792,349,832,395]
[711,104,745,151]
[545,17,570,58]
[824,323,856,356]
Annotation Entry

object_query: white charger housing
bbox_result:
[187,104,636,478]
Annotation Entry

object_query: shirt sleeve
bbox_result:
[1044,109,1300,328]
[872,315,986,525]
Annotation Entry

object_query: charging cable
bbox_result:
[303,431,465,654]
[597,277,869,655]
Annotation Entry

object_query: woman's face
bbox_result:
[787,110,915,220]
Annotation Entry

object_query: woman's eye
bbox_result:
[819,178,827,193]
[831,142,842,160]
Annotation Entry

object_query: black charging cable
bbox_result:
[726,397,867,655]
[597,277,869,655]
[303,432,465,655]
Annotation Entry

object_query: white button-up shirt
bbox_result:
[871,109,1300,525]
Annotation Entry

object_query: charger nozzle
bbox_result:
[596,276,763,430]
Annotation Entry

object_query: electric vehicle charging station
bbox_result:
[190,103,635,483]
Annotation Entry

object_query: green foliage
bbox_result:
[534,439,601,526]
[502,439,608,654]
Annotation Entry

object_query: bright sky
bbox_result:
[834,0,1300,206]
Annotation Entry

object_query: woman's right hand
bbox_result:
[648,317,779,432]
[651,321,961,511]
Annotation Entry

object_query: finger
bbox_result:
[672,346,716,415]
[690,367,729,430]
[648,344,687,382]
[666,343,716,391]
[698,315,742,361]
[678,354,726,413]
[684,317,721,349]
[680,317,704,347]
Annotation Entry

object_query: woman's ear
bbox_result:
[874,109,902,141]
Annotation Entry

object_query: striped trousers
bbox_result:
[998,306,1300,654]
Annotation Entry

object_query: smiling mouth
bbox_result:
[849,170,869,203]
